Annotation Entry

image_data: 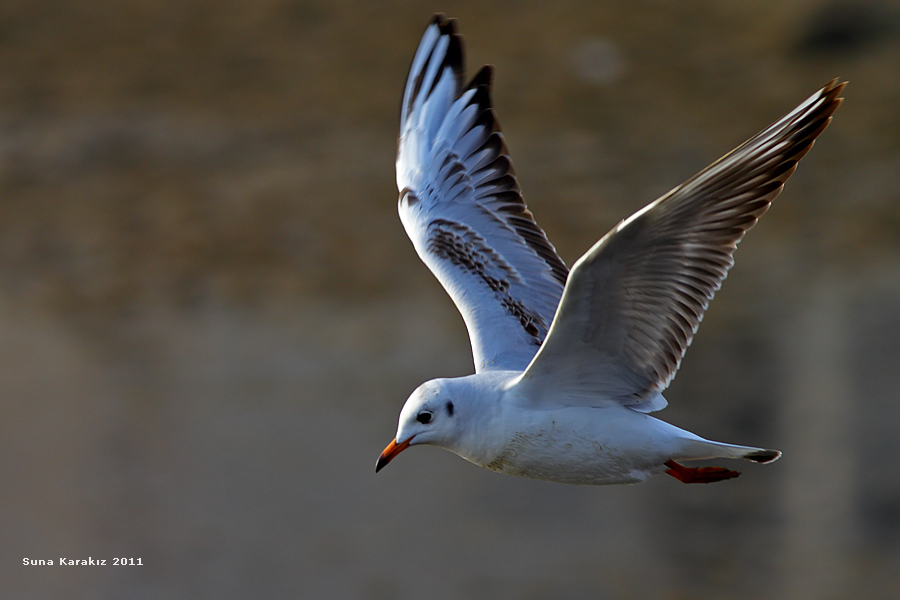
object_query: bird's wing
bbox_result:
[397,15,568,372]
[516,79,845,412]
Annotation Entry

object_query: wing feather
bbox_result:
[397,15,569,372]
[517,79,845,410]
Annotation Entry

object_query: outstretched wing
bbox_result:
[517,79,845,411]
[397,15,568,372]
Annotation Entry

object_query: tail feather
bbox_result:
[743,448,782,464]
[676,437,782,464]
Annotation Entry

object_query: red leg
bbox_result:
[665,460,740,484]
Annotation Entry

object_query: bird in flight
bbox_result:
[376,14,844,485]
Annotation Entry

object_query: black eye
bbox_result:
[416,411,433,424]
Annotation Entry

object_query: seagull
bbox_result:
[376,14,844,485]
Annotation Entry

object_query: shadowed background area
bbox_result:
[1,1,899,598]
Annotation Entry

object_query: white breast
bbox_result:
[479,405,677,485]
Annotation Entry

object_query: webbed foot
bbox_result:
[665,460,740,484]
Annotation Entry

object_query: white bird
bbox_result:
[376,14,844,485]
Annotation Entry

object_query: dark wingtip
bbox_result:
[469,64,494,89]
[431,13,457,36]
[819,78,847,114]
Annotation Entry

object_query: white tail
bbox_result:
[677,438,782,464]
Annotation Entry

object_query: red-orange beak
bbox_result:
[375,437,412,473]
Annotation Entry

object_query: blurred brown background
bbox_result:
[1,0,899,598]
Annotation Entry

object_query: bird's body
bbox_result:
[402,373,776,485]
[377,15,843,485]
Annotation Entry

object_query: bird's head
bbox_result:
[376,379,461,472]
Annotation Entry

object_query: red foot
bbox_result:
[665,460,740,484]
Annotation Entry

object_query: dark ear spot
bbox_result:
[445,401,454,416]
